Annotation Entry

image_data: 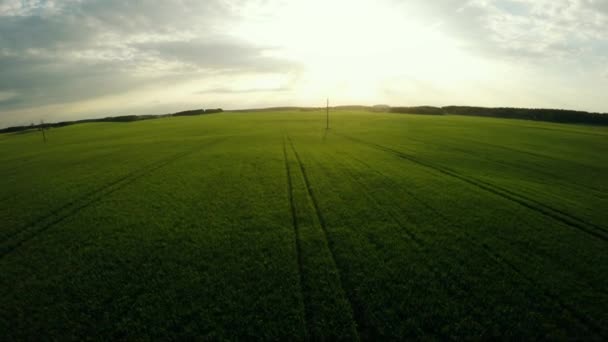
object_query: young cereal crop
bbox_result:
[1,110,607,340]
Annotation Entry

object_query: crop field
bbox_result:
[1,110,608,340]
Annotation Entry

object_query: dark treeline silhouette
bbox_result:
[172,109,205,116]
[204,108,223,114]
[228,105,607,124]
[2,105,607,134]
[172,108,223,116]
[389,106,445,115]
[442,106,608,124]
[0,115,162,134]
[0,108,224,134]
[371,105,608,124]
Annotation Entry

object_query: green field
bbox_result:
[1,110,607,340]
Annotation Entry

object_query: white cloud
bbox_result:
[0,0,300,124]
[0,0,76,17]
[0,0,607,127]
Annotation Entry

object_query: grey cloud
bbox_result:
[135,40,301,72]
[0,52,148,109]
[0,15,96,51]
[0,0,297,113]
[400,0,608,62]
[1,0,607,125]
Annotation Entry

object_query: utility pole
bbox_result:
[326,98,329,130]
[40,120,47,143]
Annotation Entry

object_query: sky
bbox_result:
[0,0,607,127]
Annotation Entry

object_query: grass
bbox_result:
[1,110,607,340]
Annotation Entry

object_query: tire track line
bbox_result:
[328,155,479,340]
[458,135,607,179]
[347,133,608,232]
[0,138,224,258]
[338,133,608,242]
[346,150,608,293]
[339,150,606,338]
[286,136,361,340]
[335,158,424,248]
[482,245,606,338]
[0,152,189,258]
[503,123,608,138]
[108,147,247,337]
[109,141,297,337]
[3,152,189,243]
[282,136,310,338]
[403,135,593,192]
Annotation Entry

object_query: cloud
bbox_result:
[0,0,68,17]
[0,91,18,102]
[0,0,299,120]
[0,0,607,127]
[401,0,608,61]
[135,40,301,72]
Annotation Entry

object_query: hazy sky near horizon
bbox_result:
[1,0,607,126]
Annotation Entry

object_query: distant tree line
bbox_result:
[172,108,223,116]
[240,104,608,124]
[0,115,158,134]
[2,104,607,134]
[0,108,224,134]
[389,106,445,115]
[441,106,608,125]
[379,105,608,125]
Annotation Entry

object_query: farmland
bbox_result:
[1,110,607,340]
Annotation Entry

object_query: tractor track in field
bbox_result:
[333,157,424,248]
[110,147,285,337]
[331,154,599,338]
[337,133,608,243]
[502,123,608,138]
[286,136,362,341]
[404,136,568,181]
[0,151,191,257]
[1,148,122,182]
[3,150,192,241]
[106,148,248,337]
[281,136,310,338]
[328,155,484,339]
[344,151,608,296]
[402,135,608,199]
[338,150,607,338]
[457,135,608,178]
[0,138,224,258]
[480,244,607,337]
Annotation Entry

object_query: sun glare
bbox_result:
[230,0,482,104]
